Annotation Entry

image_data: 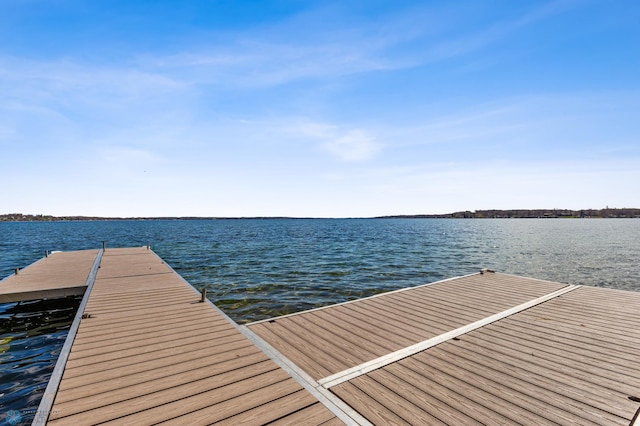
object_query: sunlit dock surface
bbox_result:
[0,249,99,303]
[25,248,343,425]
[248,273,640,425]
[2,248,639,425]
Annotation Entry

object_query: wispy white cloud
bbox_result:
[426,0,579,61]
[370,90,640,167]
[0,1,579,108]
[145,39,398,89]
[0,57,184,102]
[100,146,160,164]
[321,129,381,162]
[139,0,579,90]
[0,55,193,151]
[290,121,337,139]
[277,119,381,162]
[130,5,462,88]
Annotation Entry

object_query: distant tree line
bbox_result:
[0,213,160,222]
[0,214,303,221]
[379,208,640,219]
[1,209,640,222]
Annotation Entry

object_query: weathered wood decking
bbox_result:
[21,248,343,425]
[3,247,640,425]
[247,273,640,425]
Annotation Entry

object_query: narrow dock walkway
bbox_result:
[33,248,344,425]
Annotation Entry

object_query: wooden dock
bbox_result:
[0,250,99,303]
[247,273,640,425]
[2,247,639,425]
[16,248,345,425]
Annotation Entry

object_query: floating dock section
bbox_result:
[1,247,639,425]
[248,273,640,425]
[0,250,99,303]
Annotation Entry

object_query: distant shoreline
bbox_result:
[1,208,639,222]
[377,208,640,219]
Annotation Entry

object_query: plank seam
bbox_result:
[54,352,270,407]
[318,284,581,389]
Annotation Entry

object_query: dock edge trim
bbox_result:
[32,248,104,426]
[148,249,372,426]
[239,325,374,426]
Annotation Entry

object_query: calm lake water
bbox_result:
[1,218,639,422]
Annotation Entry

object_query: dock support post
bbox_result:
[102,241,106,251]
[14,268,19,275]
[200,288,207,303]
[45,250,48,258]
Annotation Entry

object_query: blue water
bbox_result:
[0,296,81,424]
[3,219,639,319]
[1,218,639,422]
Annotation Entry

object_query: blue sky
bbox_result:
[1,0,638,217]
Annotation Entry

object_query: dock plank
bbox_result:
[487,319,640,367]
[421,345,625,424]
[268,399,341,425]
[435,340,636,419]
[70,310,225,347]
[188,388,318,425]
[44,247,340,425]
[381,357,556,425]
[49,363,283,424]
[52,350,268,416]
[56,340,256,398]
[100,371,295,425]
[248,321,338,379]
[331,382,412,425]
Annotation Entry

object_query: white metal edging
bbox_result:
[147,248,372,426]
[318,284,581,389]
[239,326,373,426]
[32,248,103,426]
